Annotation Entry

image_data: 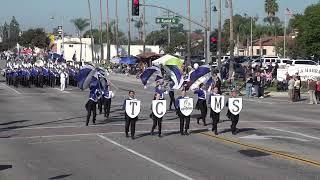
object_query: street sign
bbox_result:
[155,17,179,24]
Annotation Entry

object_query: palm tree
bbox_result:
[264,0,279,26]
[71,18,90,62]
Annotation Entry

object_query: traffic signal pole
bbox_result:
[205,0,211,64]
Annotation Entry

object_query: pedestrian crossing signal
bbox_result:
[132,0,139,16]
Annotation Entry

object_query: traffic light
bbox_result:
[132,0,139,16]
[210,36,217,52]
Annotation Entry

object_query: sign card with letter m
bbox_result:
[125,100,141,118]
[210,96,225,113]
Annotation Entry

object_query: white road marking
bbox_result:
[241,120,320,123]
[243,99,275,105]
[266,127,320,140]
[28,139,82,144]
[240,134,310,142]
[0,83,21,94]
[53,88,70,93]
[0,128,208,140]
[97,134,193,180]
[109,81,119,90]
[7,120,320,131]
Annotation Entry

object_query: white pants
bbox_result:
[60,79,65,91]
[308,90,317,104]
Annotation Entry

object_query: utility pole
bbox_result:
[142,0,146,53]
[87,0,95,63]
[229,0,234,59]
[115,0,119,56]
[99,0,103,62]
[187,0,191,66]
[127,0,131,57]
[167,11,171,46]
[205,0,211,64]
[61,16,65,57]
[250,17,253,58]
[228,0,234,79]
[106,0,111,62]
[217,0,222,70]
[204,0,208,62]
[284,13,287,58]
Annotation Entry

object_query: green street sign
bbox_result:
[155,18,179,24]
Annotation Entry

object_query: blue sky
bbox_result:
[0,0,319,37]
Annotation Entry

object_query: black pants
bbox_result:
[196,99,207,125]
[85,99,97,126]
[125,115,138,137]
[98,98,103,114]
[177,110,190,134]
[151,114,162,135]
[316,91,320,101]
[104,98,112,118]
[210,110,220,133]
[230,113,239,134]
[169,91,176,109]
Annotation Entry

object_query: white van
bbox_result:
[261,56,280,67]
[221,56,230,63]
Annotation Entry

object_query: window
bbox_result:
[263,49,267,55]
[256,49,260,55]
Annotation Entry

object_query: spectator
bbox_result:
[307,79,317,104]
[288,76,295,102]
[245,74,253,98]
[316,79,320,101]
[294,76,301,101]
[253,71,261,98]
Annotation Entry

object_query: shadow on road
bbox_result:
[49,174,72,179]
[0,165,12,171]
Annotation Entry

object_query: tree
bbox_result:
[19,28,50,49]
[291,3,320,59]
[71,18,90,62]
[2,22,9,43]
[264,0,279,26]
[9,16,20,43]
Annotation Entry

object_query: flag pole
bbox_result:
[284,11,286,58]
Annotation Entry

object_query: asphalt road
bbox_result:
[0,67,320,179]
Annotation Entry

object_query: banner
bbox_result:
[210,96,225,113]
[277,66,320,81]
[228,98,242,115]
[179,98,193,116]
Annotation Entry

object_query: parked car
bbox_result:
[291,59,318,66]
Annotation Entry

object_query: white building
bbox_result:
[54,37,160,62]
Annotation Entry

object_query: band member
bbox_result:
[209,87,220,135]
[150,93,163,137]
[194,83,207,126]
[60,70,66,91]
[122,90,138,139]
[155,80,165,100]
[103,80,112,119]
[226,90,240,135]
[175,90,191,135]
[168,79,176,110]
[85,85,101,126]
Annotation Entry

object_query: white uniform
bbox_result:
[60,72,66,91]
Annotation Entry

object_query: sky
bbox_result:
[0,0,319,37]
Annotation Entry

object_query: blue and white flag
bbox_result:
[140,66,162,86]
[187,65,212,90]
[163,65,183,90]
[77,64,97,90]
